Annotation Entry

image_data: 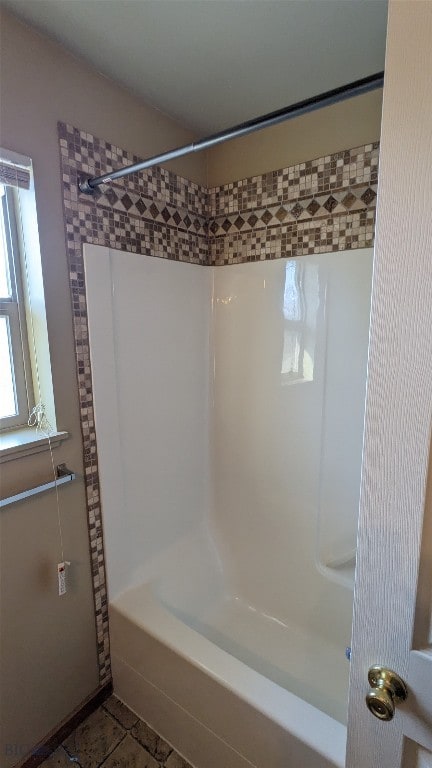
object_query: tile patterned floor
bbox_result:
[40,696,192,768]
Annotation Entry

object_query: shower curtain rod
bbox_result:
[79,71,384,194]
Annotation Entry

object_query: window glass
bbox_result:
[0,185,11,299]
[0,185,32,429]
[0,315,17,418]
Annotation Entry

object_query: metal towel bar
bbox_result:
[0,463,75,508]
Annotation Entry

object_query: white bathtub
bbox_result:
[110,578,347,768]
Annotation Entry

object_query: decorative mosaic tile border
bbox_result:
[58,121,378,684]
[208,183,376,237]
[209,210,376,265]
[207,142,378,263]
[209,143,379,216]
[95,185,208,237]
[60,125,207,217]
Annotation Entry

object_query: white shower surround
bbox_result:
[84,244,373,768]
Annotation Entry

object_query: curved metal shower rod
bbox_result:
[79,71,384,194]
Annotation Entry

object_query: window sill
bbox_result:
[0,427,69,463]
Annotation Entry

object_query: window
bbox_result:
[0,183,34,428]
[0,149,63,458]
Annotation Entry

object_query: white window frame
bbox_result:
[0,185,34,430]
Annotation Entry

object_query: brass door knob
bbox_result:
[366,666,408,721]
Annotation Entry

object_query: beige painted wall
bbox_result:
[0,9,206,766]
[207,89,383,187]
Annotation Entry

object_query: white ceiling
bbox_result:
[2,0,388,135]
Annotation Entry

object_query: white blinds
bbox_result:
[0,161,31,190]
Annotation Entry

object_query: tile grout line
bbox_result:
[62,709,127,768]
[101,702,139,732]
[95,730,128,768]
[101,700,175,766]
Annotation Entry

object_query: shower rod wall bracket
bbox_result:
[78,71,384,195]
[78,178,96,195]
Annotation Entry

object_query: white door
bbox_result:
[346,2,432,767]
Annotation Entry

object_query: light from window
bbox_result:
[281,259,319,384]
[0,182,34,429]
[0,194,12,297]
[0,315,17,418]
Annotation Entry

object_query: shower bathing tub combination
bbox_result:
[84,242,373,768]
